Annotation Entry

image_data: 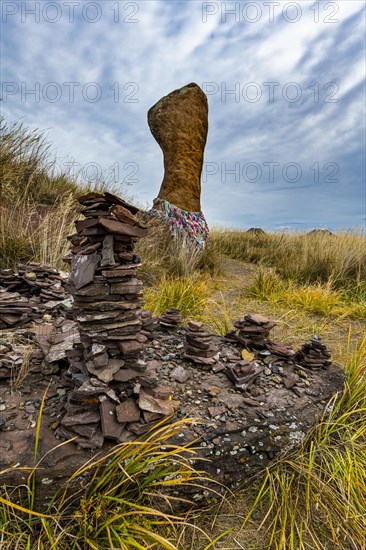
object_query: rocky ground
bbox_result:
[0,315,344,507]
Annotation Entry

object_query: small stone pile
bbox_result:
[0,263,68,299]
[57,192,178,448]
[0,341,23,379]
[295,338,332,370]
[141,310,159,339]
[159,308,181,330]
[183,320,219,365]
[233,314,276,350]
[225,359,263,391]
[0,264,69,327]
[0,292,33,328]
[262,341,296,368]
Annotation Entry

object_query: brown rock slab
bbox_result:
[103,192,139,214]
[208,406,226,417]
[138,389,178,415]
[188,320,204,331]
[71,424,99,439]
[77,191,105,204]
[148,82,208,212]
[111,204,140,226]
[143,411,164,423]
[75,218,99,232]
[113,368,141,382]
[248,314,270,325]
[86,359,123,383]
[75,283,109,296]
[284,373,299,389]
[61,410,101,427]
[100,400,125,440]
[110,278,143,294]
[101,267,138,279]
[116,399,140,423]
[99,218,147,238]
[145,385,171,399]
[170,366,191,383]
[100,235,116,267]
[118,339,143,356]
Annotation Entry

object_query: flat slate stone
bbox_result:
[138,389,178,415]
[99,218,147,238]
[75,219,99,232]
[170,366,191,383]
[61,410,101,427]
[111,204,140,226]
[116,399,140,423]
[101,267,138,279]
[103,192,140,214]
[113,368,141,382]
[100,400,125,440]
[74,282,108,296]
[100,235,116,267]
[86,359,122,383]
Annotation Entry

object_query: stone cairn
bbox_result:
[183,320,219,366]
[232,314,276,350]
[159,308,181,330]
[295,337,332,369]
[261,341,296,368]
[57,192,177,448]
[223,315,333,394]
[225,360,263,392]
[0,264,69,328]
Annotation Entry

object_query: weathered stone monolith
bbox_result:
[148,82,208,213]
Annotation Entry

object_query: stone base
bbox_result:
[0,328,345,509]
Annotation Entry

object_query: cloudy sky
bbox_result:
[1,0,365,230]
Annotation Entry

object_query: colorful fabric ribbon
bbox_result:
[150,198,209,248]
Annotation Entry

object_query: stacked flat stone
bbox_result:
[57,192,177,448]
[0,263,68,299]
[0,342,23,380]
[0,264,69,327]
[225,360,263,391]
[261,341,296,368]
[0,292,33,328]
[183,320,219,365]
[141,310,159,338]
[234,314,276,350]
[159,308,181,330]
[295,338,332,370]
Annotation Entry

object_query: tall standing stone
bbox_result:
[148,83,208,213]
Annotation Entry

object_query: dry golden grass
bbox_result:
[211,228,366,296]
[0,197,78,269]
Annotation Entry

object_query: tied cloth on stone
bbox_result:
[150,198,209,248]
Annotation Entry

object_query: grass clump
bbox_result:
[248,268,366,320]
[144,275,211,320]
[0,417,225,550]
[0,117,80,206]
[0,195,77,269]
